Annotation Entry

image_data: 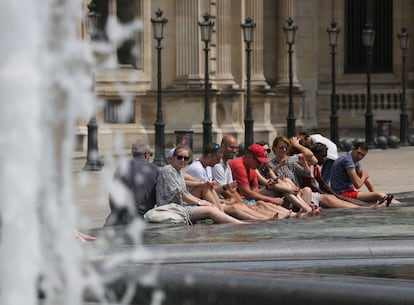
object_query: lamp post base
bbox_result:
[83,160,104,171]
[400,113,409,146]
[154,122,166,166]
[83,117,103,171]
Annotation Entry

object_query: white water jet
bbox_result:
[0,1,156,304]
[0,1,100,304]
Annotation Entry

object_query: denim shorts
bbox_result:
[243,198,257,205]
[184,205,197,217]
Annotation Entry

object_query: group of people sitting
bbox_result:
[105,133,399,226]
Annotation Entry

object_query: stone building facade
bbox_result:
[78,0,414,152]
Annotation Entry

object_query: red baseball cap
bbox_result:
[247,144,268,163]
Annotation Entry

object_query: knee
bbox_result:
[302,187,312,195]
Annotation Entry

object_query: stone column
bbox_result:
[275,0,300,89]
[213,0,238,89]
[244,0,269,89]
[173,0,204,88]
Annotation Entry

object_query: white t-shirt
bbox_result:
[211,159,233,186]
[310,134,339,160]
[185,160,212,180]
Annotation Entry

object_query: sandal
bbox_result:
[385,194,394,207]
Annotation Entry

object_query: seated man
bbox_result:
[104,139,159,226]
[186,141,275,221]
[229,143,298,219]
[330,141,398,206]
[301,143,385,209]
[184,142,225,211]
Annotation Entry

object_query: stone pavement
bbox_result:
[72,146,414,230]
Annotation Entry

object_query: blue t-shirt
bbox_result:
[330,151,361,193]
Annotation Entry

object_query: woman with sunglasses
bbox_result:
[156,144,244,224]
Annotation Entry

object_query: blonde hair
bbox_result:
[271,136,290,150]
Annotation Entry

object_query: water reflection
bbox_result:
[288,264,414,280]
[142,202,414,245]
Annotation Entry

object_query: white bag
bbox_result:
[144,203,192,225]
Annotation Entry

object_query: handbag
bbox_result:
[144,203,192,225]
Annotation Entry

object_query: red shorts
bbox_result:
[340,189,359,199]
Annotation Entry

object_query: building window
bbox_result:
[104,100,135,123]
[344,0,393,73]
[116,0,138,66]
[92,0,141,68]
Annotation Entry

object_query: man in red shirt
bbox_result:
[229,144,296,219]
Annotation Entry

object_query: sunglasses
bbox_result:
[175,155,190,161]
[145,151,154,157]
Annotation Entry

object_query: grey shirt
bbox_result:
[113,157,159,216]
[156,164,189,206]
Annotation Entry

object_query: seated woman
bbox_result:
[267,137,321,215]
[255,141,314,214]
[156,144,244,224]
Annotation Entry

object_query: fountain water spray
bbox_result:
[0,1,100,304]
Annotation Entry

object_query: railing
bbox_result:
[336,92,400,111]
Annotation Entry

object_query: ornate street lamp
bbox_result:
[398,27,410,146]
[151,8,168,166]
[362,23,376,148]
[199,12,214,148]
[83,1,103,171]
[327,21,340,146]
[283,17,298,138]
[241,17,256,147]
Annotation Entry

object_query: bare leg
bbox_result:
[299,187,312,205]
[190,186,224,211]
[191,206,244,224]
[284,193,312,212]
[256,201,295,219]
[356,191,387,203]
[224,203,276,221]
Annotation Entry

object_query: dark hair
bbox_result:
[298,131,310,141]
[288,138,311,155]
[202,143,221,156]
[311,143,328,164]
[255,140,269,147]
[353,141,369,151]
